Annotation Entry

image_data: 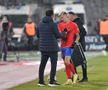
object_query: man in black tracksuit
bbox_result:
[0,16,13,61]
[68,12,88,82]
[37,10,66,86]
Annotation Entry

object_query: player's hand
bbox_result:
[75,41,79,45]
[61,30,67,38]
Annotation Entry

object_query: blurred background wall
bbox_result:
[1,0,108,34]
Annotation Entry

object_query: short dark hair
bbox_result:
[68,12,76,15]
[45,10,54,17]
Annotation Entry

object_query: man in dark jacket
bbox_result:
[0,16,13,61]
[37,10,65,86]
[23,16,37,50]
[68,12,88,82]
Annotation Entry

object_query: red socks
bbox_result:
[65,63,75,79]
[68,63,75,74]
[66,65,71,79]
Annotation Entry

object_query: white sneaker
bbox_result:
[73,74,78,83]
[63,79,73,85]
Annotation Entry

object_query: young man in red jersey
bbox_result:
[58,12,80,85]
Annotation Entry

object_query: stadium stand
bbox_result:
[1,0,108,34]
[82,0,108,34]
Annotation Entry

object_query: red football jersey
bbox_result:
[58,21,79,48]
[58,21,66,32]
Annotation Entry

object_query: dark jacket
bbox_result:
[0,21,13,41]
[37,16,61,52]
[73,18,87,51]
[73,18,87,42]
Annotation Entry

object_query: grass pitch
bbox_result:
[8,55,108,90]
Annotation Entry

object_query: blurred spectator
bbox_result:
[0,15,3,60]
[0,15,2,33]
[94,18,101,41]
[100,15,108,52]
[53,15,59,23]
[0,16,13,61]
[23,16,37,50]
[95,19,101,35]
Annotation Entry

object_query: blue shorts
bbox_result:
[61,47,74,59]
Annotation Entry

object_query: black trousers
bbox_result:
[82,63,88,79]
[73,38,88,79]
[102,35,108,51]
[0,38,8,61]
[74,63,88,79]
[38,51,58,83]
[27,36,34,50]
[79,38,86,52]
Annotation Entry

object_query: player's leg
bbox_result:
[63,56,73,85]
[63,47,78,85]
[60,48,72,85]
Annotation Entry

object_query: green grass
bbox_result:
[8,55,108,90]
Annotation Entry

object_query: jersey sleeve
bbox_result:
[58,23,62,32]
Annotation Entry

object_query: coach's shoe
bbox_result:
[37,83,46,87]
[73,74,78,84]
[79,78,88,82]
[63,79,73,85]
[47,76,56,82]
[48,81,60,86]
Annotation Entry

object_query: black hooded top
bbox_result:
[73,18,87,42]
[37,16,61,52]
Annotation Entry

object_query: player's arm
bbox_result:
[52,23,67,38]
[58,23,67,38]
[74,23,80,45]
[75,33,80,45]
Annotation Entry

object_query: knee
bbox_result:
[64,60,70,66]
